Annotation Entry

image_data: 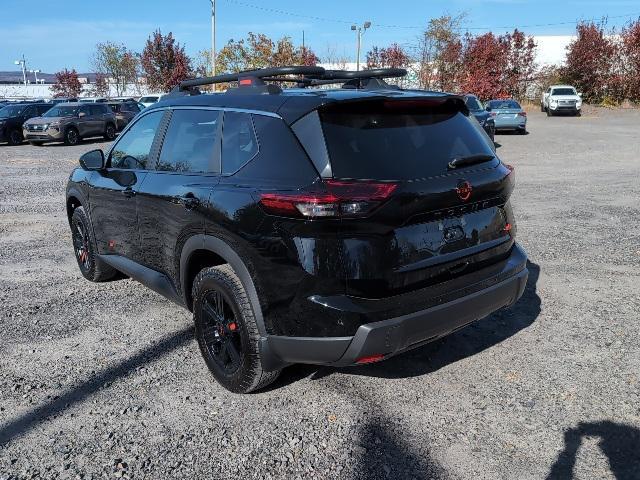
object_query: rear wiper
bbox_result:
[448,154,495,170]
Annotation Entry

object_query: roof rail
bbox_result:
[177,66,326,92]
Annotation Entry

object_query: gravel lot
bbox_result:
[1,108,639,480]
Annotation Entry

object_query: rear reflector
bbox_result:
[259,180,397,219]
[356,354,386,364]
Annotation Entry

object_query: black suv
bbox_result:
[66,67,528,393]
[464,94,495,142]
[0,102,51,145]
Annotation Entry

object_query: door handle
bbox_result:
[174,194,199,210]
[122,187,136,198]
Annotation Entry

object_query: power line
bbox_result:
[222,0,640,32]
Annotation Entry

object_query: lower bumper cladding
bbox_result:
[260,244,529,371]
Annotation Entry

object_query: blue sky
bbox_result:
[2,0,639,73]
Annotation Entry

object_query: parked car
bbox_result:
[0,102,52,145]
[464,94,495,142]
[138,93,166,107]
[66,66,528,393]
[23,102,116,146]
[541,85,582,116]
[486,99,527,134]
[106,100,144,131]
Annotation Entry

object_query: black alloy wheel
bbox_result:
[65,127,79,145]
[201,289,244,375]
[72,216,92,273]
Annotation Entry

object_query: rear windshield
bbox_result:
[319,100,494,180]
[488,100,521,109]
[140,96,159,103]
[552,88,576,96]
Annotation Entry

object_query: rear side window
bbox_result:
[320,100,494,180]
[90,105,103,115]
[221,111,258,174]
[110,111,163,169]
[157,109,221,173]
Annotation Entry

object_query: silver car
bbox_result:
[486,99,527,134]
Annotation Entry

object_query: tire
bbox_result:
[192,264,280,393]
[64,127,80,146]
[546,108,553,117]
[7,129,23,146]
[71,206,117,282]
[576,110,582,117]
[104,123,116,141]
[540,103,545,112]
[518,128,527,135]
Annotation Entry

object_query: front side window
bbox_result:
[221,112,258,174]
[157,109,221,173]
[110,111,163,170]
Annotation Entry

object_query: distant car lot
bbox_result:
[0,108,639,479]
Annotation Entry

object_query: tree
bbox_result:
[560,22,618,103]
[91,74,109,97]
[51,69,82,98]
[502,29,537,100]
[216,32,319,73]
[621,19,640,102]
[415,14,466,90]
[459,32,509,100]
[366,43,411,69]
[92,42,139,97]
[141,30,192,92]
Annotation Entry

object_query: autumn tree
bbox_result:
[502,29,537,100]
[560,22,618,103]
[141,30,192,92]
[92,42,139,96]
[366,43,411,69]
[51,69,82,98]
[459,33,508,100]
[215,33,319,73]
[415,14,466,90]
[91,74,109,97]
[621,19,640,102]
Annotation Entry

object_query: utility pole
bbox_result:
[350,22,371,71]
[14,54,27,85]
[210,0,216,77]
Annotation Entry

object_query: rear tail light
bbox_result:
[518,111,527,117]
[259,180,397,219]
[490,112,497,117]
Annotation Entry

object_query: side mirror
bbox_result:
[79,149,105,170]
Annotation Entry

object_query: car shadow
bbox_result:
[273,261,541,387]
[546,421,640,479]
[0,325,194,445]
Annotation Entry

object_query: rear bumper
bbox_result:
[260,243,528,371]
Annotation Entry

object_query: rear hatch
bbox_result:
[317,96,516,297]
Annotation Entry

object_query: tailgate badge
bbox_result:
[456,180,472,201]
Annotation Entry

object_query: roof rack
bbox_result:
[176,66,326,94]
[295,68,408,90]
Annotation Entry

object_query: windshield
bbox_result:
[465,96,484,111]
[0,105,27,118]
[552,88,577,96]
[320,101,494,180]
[42,106,79,118]
[488,100,521,110]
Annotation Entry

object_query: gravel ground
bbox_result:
[1,108,639,480]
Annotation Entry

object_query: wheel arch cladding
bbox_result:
[66,190,86,227]
[180,234,267,337]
